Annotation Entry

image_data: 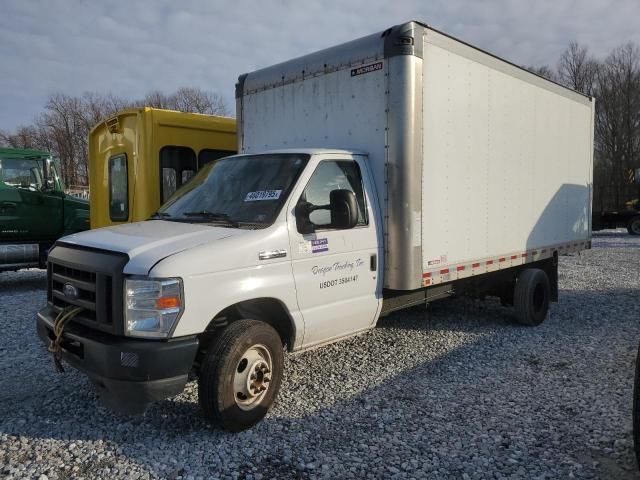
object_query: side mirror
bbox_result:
[295,201,316,234]
[330,189,358,229]
[41,179,55,192]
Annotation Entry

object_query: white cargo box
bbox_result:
[237,21,594,290]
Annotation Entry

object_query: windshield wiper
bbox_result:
[182,210,239,227]
[148,212,172,220]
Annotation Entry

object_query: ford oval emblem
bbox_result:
[63,282,79,300]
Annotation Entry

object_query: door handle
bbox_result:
[259,249,287,260]
[370,254,377,271]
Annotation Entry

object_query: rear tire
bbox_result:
[634,341,640,468]
[198,319,284,432]
[513,268,550,326]
[627,217,640,235]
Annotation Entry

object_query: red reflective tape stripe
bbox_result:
[541,249,547,254]
[522,253,527,257]
[457,265,465,271]
[532,250,538,255]
[486,260,493,265]
[423,272,431,278]
[499,258,506,262]
[440,268,449,274]
[511,255,517,260]
[472,262,480,268]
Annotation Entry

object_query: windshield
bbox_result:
[0,158,46,190]
[158,153,309,227]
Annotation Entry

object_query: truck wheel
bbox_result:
[198,319,284,432]
[513,268,550,326]
[627,217,640,235]
[634,341,640,468]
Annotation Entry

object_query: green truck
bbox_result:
[0,148,89,272]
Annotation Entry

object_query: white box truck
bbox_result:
[37,21,594,431]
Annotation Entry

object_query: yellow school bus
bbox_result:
[89,107,236,228]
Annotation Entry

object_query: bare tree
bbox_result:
[145,87,229,116]
[593,43,640,210]
[144,90,171,110]
[557,42,599,95]
[172,87,229,116]
[525,65,557,81]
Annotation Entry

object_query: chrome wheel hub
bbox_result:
[233,344,272,410]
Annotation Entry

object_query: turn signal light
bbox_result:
[156,296,181,309]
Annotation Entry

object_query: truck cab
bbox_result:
[37,149,380,429]
[0,148,89,271]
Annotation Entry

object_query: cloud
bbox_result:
[1,0,639,130]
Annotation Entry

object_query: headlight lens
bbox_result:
[125,278,183,338]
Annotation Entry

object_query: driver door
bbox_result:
[0,157,62,241]
[287,155,380,348]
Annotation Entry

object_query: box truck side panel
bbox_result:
[239,40,387,196]
[239,36,389,247]
[421,30,594,283]
[241,65,387,211]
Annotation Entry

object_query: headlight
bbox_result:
[125,277,183,338]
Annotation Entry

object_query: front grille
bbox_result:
[51,263,106,325]
[47,244,128,335]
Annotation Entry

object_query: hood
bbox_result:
[60,220,243,274]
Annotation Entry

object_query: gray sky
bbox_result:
[2,0,639,130]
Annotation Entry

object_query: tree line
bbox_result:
[528,41,640,212]
[0,87,229,187]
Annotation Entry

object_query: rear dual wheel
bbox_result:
[198,319,284,432]
[513,268,550,326]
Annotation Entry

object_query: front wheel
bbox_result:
[198,319,284,432]
[627,217,640,235]
[513,268,550,326]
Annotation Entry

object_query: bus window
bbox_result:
[182,169,195,184]
[109,154,128,221]
[160,146,197,203]
[198,148,235,167]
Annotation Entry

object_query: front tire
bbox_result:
[627,216,640,235]
[198,319,284,432]
[513,268,550,326]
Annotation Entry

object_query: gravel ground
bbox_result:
[1,230,639,479]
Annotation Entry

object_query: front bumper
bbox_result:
[37,305,199,414]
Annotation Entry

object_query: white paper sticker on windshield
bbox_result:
[244,190,282,202]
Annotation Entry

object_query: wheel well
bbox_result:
[201,298,296,351]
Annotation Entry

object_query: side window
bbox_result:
[160,146,197,203]
[198,148,235,167]
[297,160,368,230]
[1,158,45,190]
[109,154,128,221]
